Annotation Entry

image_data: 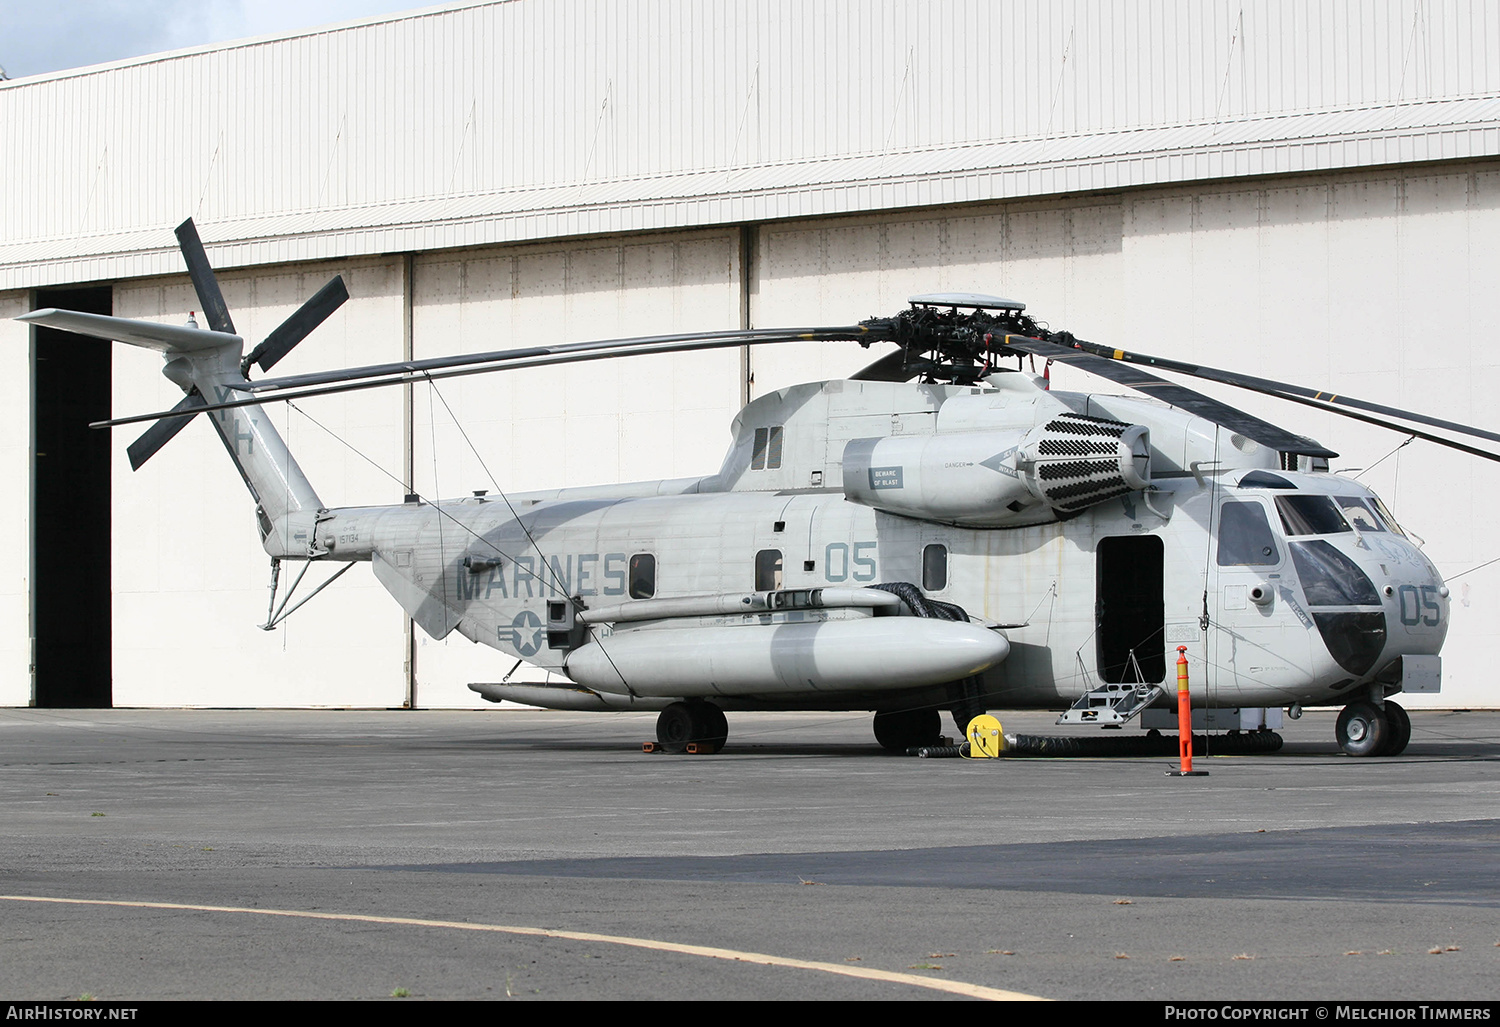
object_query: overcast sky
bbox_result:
[0,0,437,80]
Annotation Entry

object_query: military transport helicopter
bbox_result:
[22,219,1489,757]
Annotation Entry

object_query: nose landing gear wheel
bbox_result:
[1335,700,1389,757]
[1379,700,1412,756]
[656,701,728,754]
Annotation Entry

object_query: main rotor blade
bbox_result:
[245,275,350,375]
[997,334,1338,458]
[126,389,207,470]
[1244,384,1500,463]
[1067,339,1500,449]
[174,219,235,335]
[94,329,883,429]
[237,324,875,394]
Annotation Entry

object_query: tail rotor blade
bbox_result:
[174,219,235,335]
[245,275,350,375]
[126,388,207,471]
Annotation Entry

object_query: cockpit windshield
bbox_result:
[1275,495,1350,536]
[1366,493,1408,538]
[1334,496,1385,533]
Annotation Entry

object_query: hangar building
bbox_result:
[2,0,1498,710]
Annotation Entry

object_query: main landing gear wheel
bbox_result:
[1380,700,1412,756]
[1336,700,1389,757]
[873,708,942,752]
[656,701,728,754]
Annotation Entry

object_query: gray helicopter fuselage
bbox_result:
[272,375,1447,713]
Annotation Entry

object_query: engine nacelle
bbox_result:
[842,413,1150,526]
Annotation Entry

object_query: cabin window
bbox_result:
[755,549,783,591]
[751,426,784,470]
[922,544,948,591]
[1335,497,1385,533]
[629,554,656,599]
[1275,495,1350,537]
[1217,501,1279,566]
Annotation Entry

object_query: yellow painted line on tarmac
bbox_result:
[1,893,1044,1001]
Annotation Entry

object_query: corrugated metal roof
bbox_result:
[5,0,1500,289]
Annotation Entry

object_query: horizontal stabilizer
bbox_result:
[18,309,240,354]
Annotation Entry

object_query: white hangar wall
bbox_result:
[4,0,1500,709]
[2,159,1496,709]
[106,256,410,707]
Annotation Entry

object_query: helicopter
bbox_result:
[20,219,1485,758]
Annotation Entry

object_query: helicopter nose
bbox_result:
[1289,539,1388,675]
[1379,575,1448,648]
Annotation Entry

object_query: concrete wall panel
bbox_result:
[110,257,409,707]
[407,229,741,707]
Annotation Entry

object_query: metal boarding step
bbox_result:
[1056,683,1166,726]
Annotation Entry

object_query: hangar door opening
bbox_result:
[31,287,112,707]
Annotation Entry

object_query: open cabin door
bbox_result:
[1096,535,1166,684]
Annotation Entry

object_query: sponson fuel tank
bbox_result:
[565,617,1010,697]
[842,412,1151,526]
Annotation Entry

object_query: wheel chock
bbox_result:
[643,741,665,753]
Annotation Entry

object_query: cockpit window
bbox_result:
[1335,496,1385,533]
[1275,495,1351,536]
[1367,493,1408,538]
[1217,501,1280,566]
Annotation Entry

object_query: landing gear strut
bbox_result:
[873,708,942,752]
[1335,699,1411,757]
[656,701,728,754]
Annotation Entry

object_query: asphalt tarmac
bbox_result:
[1,706,1497,1001]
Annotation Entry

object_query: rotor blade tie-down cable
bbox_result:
[424,375,570,600]
[285,402,512,564]
[1353,435,1416,480]
[423,377,636,697]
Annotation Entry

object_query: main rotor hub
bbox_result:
[857,296,1053,384]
